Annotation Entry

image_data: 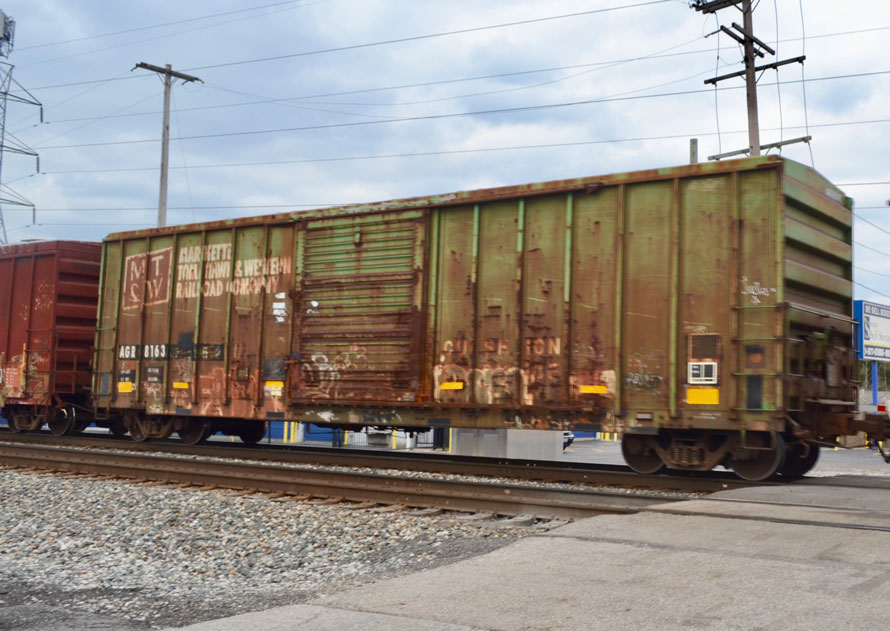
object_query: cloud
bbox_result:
[2,0,889,299]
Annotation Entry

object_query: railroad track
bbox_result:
[0,440,681,520]
[0,430,768,494]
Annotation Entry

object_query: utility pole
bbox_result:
[134,62,201,228]
[692,0,809,160]
[740,0,760,156]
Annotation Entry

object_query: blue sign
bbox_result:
[855,300,890,362]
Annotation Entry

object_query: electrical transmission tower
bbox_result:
[692,0,809,160]
[0,9,42,245]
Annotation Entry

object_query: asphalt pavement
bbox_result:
[165,464,890,631]
[164,439,890,631]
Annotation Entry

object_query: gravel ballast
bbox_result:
[0,468,542,629]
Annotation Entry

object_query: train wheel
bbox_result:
[178,419,210,445]
[621,434,665,474]
[7,409,28,433]
[730,433,786,481]
[9,408,41,432]
[47,412,74,436]
[109,419,127,437]
[129,422,149,442]
[780,442,819,479]
[125,412,150,442]
[145,416,174,440]
[238,422,268,445]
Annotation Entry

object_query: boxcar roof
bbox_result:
[0,240,101,257]
[105,155,849,242]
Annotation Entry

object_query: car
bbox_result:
[562,431,574,450]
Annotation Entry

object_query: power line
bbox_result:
[17,117,890,175]
[18,0,313,51]
[181,1,674,73]
[711,11,724,156]
[797,0,815,167]
[202,37,709,112]
[5,203,324,212]
[855,241,890,259]
[31,87,726,150]
[7,223,148,231]
[36,137,687,173]
[184,64,716,134]
[13,0,672,91]
[14,48,721,131]
[18,2,329,73]
[855,214,890,239]
[172,89,196,222]
[29,70,890,152]
[853,281,890,302]
[772,0,784,145]
[8,69,134,130]
[12,22,890,95]
[32,91,158,147]
[856,266,890,280]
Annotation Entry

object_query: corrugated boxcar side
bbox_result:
[0,241,101,407]
[96,224,293,418]
[95,212,426,418]
[429,163,785,432]
[432,191,623,412]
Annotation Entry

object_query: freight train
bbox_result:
[2,156,888,480]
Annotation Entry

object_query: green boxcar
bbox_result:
[93,156,869,478]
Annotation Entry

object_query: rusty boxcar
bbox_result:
[0,241,102,435]
[91,156,889,478]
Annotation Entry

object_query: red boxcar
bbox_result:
[0,240,101,434]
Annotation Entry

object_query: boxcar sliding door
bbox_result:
[289,210,427,405]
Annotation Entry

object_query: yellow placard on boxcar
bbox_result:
[117,382,133,393]
[579,385,608,394]
[264,381,284,397]
[440,381,464,390]
[687,388,719,405]
[173,381,190,390]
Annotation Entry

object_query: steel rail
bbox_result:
[0,431,769,493]
[0,442,673,520]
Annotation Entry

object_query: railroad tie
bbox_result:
[342,501,379,511]
[272,494,311,503]
[405,508,443,516]
[369,504,406,513]
[307,497,343,505]
[496,514,537,528]
[453,512,495,521]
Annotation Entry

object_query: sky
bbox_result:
[0,0,889,300]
